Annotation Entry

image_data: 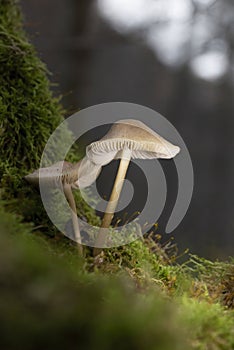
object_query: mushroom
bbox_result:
[25,157,101,256]
[86,119,180,256]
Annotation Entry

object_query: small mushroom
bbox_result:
[25,157,101,256]
[86,119,180,256]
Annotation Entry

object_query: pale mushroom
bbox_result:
[25,157,101,256]
[86,119,180,256]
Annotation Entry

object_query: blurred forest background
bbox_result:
[21,0,234,259]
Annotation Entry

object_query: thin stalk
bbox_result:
[93,149,132,256]
[63,184,83,256]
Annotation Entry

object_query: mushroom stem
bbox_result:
[63,184,83,256]
[93,149,132,256]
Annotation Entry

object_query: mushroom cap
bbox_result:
[25,158,101,189]
[86,119,180,165]
[25,161,72,188]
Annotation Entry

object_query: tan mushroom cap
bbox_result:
[86,119,180,165]
[25,158,101,189]
[25,161,71,187]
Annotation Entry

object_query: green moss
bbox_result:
[1,201,234,350]
[0,0,98,230]
[0,1,67,171]
[188,255,234,309]
[89,236,188,294]
[181,297,234,350]
[0,203,188,350]
[0,0,66,198]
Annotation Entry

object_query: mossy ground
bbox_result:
[1,203,233,350]
[0,1,233,350]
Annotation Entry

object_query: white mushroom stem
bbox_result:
[63,184,83,256]
[93,149,132,256]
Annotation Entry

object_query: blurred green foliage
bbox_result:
[0,202,234,350]
[0,204,189,350]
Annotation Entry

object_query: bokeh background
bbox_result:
[21,0,234,259]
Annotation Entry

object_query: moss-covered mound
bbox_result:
[0,0,98,228]
[0,0,70,177]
